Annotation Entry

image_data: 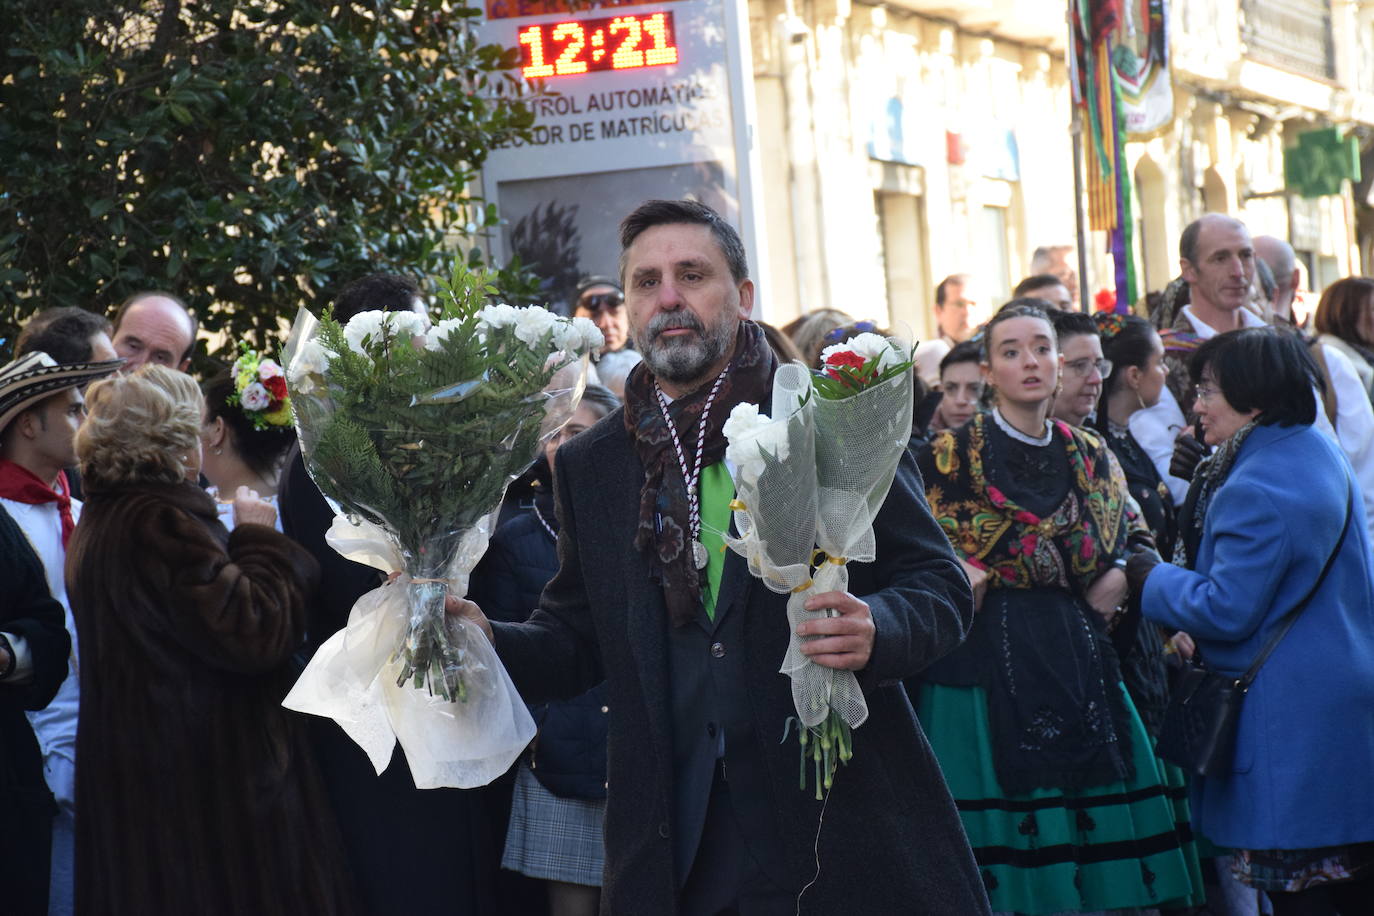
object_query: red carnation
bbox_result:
[824,350,866,370]
[263,375,289,402]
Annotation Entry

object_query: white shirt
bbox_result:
[2,496,80,811]
[1130,305,1374,543]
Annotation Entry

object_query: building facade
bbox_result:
[746,0,1374,336]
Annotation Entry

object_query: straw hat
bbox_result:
[0,351,125,434]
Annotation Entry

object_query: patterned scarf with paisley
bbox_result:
[622,320,775,628]
[917,412,1140,793]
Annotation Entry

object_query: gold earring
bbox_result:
[214,447,222,455]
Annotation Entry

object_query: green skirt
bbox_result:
[916,683,1204,915]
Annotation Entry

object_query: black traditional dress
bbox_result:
[1092,416,1179,739]
[915,410,1202,913]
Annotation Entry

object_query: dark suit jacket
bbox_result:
[492,408,992,914]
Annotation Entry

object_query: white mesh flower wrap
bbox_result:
[723,363,817,594]
[282,514,535,789]
[724,354,914,734]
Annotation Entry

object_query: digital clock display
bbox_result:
[518,11,679,78]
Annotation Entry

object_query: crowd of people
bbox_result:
[2,200,1373,916]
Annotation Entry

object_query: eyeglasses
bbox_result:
[1194,383,1220,402]
[1063,357,1113,379]
[577,292,624,314]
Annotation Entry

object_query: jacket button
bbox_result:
[658,822,670,839]
[600,705,609,713]
[707,722,718,738]
[710,642,725,658]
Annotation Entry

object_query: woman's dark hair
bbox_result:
[939,339,982,375]
[1189,327,1318,427]
[1313,277,1374,346]
[1051,310,1097,342]
[981,299,1056,360]
[1095,313,1156,418]
[202,371,297,477]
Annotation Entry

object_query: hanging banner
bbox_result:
[1111,0,1172,136]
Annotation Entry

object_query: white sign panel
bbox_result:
[477,0,761,313]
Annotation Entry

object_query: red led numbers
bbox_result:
[519,11,678,78]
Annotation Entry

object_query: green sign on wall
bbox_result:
[1284,127,1361,198]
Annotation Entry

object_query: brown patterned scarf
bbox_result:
[623,320,776,627]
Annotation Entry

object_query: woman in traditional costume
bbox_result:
[914,301,1202,914]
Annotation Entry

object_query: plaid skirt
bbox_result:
[501,763,606,887]
[1232,842,1374,892]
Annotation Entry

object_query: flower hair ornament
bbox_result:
[1093,311,1128,339]
[229,344,293,430]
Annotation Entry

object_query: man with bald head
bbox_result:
[1132,217,1374,545]
[110,292,196,372]
[1253,235,1302,324]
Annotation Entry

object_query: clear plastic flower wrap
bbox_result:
[280,263,603,789]
[724,335,913,797]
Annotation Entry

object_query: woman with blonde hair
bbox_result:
[66,366,355,916]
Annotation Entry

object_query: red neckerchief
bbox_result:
[0,459,74,547]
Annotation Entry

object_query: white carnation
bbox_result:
[424,317,465,351]
[571,316,604,353]
[342,310,387,357]
[512,306,559,346]
[389,310,429,340]
[841,332,905,372]
[478,303,518,329]
[343,310,427,357]
[240,381,271,412]
[723,402,791,484]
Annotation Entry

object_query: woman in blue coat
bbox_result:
[1130,328,1374,915]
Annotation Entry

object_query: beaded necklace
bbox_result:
[654,369,728,570]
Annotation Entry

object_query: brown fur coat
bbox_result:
[66,480,355,916]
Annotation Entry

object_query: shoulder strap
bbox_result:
[1239,485,1353,689]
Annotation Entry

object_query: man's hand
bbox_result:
[443,595,493,643]
[1169,631,1196,660]
[233,486,278,528]
[959,559,989,612]
[797,591,875,671]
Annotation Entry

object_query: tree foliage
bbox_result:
[0,0,538,362]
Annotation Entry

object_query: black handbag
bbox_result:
[1156,490,1352,777]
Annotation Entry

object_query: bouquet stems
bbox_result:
[396,579,468,702]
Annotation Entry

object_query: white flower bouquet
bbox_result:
[723,333,913,797]
[281,263,602,788]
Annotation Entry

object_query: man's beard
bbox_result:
[635,309,737,385]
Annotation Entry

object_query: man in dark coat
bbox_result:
[0,504,71,916]
[450,200,990,914]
